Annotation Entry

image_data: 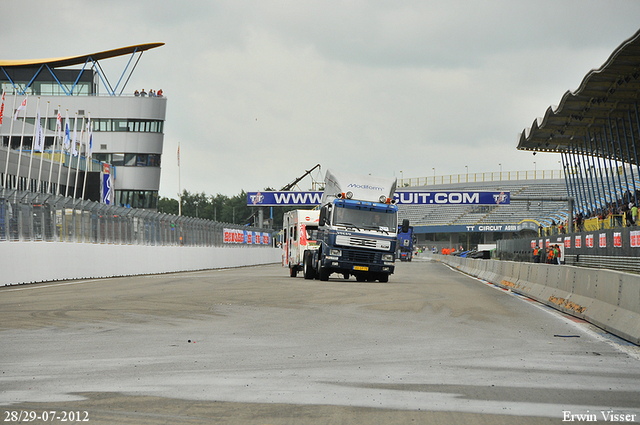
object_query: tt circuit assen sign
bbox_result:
[247,191,510,206]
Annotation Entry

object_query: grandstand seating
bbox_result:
[398,179,570,228]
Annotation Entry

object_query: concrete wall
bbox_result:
[438,255,640,345]
[1,242,281,287]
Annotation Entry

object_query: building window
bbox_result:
[115,190,158,209]
[92,153,160,167]
[112,153,124,166]
[43,118,163,133]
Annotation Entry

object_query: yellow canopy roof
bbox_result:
[0,43,164,68]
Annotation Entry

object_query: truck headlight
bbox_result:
[330,249,342,256]
[382,254,394,262]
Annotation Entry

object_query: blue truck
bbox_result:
[303,169,406,283]
[396,221,415,261]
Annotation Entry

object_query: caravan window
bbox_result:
[306,226,318,242]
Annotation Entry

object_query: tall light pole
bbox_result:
[533,161,537,179]
[400,170,403,186]
[465,165,468,182]
[432,167,435,184]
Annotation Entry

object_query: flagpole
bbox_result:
[37,101,50,193]
[73,114,84,199]
[27,97,41,191]
[3,94,18,188]
[178,142,182,216]
[15,95,29,191]
[82,113,91,200]
[47,105,61,194]
[57,108,67,196]
[65,111,76,197]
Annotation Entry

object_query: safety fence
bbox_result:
[496,228,640,274]
[0,188,273,247]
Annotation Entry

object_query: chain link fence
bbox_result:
[0,188,274,247]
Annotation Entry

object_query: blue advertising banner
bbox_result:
[247,191,509,206]
[394,191,509,205]
[248,191,323,206]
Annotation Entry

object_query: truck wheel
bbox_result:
[379,274,389,283]
[289,266,297,278]
[356,275,366,282]
[342,273,350,280]
[303,252,315,280]
[318,265,330,281]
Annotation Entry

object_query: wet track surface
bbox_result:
[1,258,639,424]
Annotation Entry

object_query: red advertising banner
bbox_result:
[613,232,622,248]
[631,230,640,248]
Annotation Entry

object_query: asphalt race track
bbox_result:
[1,258,640,424]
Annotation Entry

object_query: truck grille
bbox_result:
[346,250,379,263]
[349,237,377,248]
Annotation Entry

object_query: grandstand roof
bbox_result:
[0,43,164,69]
[517,29,640,158]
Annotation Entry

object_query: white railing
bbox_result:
[399,170,564,188]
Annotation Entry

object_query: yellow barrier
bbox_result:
[583,215,624,231]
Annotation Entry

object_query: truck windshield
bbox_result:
[333,207,396,232]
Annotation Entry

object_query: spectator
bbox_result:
[134,90,140,97]
[140,89,147,97]
[533,245,541,263]
[157,89,163,97]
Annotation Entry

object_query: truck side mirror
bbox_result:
[401,219,410,234]
[319,206,327,226]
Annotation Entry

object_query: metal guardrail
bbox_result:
[564,254,640,274]
[0,188,273,247]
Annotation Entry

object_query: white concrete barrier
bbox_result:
[437,256,640,345]
[1,242,281,287]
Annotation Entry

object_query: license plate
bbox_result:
[353,266,368,271]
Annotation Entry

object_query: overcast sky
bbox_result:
[3,1,640,198]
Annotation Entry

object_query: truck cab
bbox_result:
[302,169,402,283]
[396,220,415,261]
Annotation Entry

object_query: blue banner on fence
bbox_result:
[247,191,509,206]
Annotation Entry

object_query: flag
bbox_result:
[34,108,44,152]
[64,111,70,149]
[55,109,62,141]
[0,90,5,126]
[72,114,78,156]
[14,97,27,120]
[87,116,93,158]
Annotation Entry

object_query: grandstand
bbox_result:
[397,178,570,236]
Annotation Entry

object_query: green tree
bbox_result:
[157,197,179,215]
